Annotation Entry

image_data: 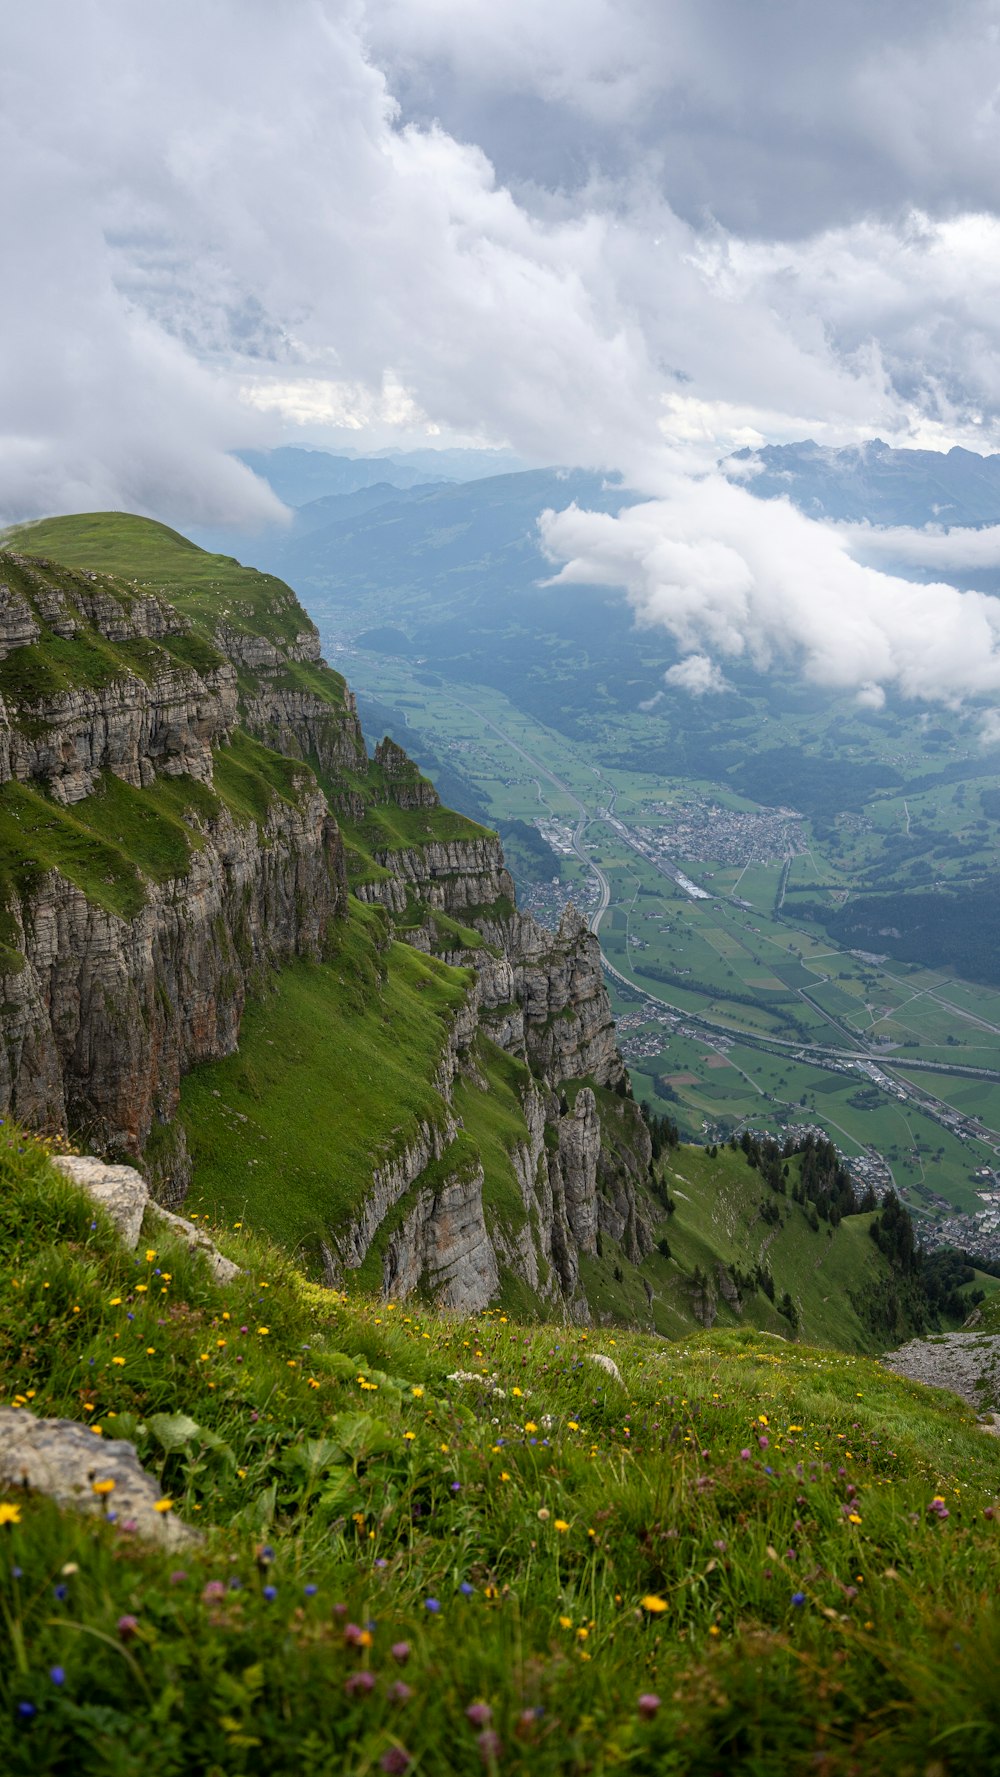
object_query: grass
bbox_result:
[179,904,473,1264]
[1,1123,999,1774]
[2,514,317,655]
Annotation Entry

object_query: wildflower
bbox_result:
[262,1585,277,1602]
[388,1681,413,1703]
[0,1503,22,1526]
[740,1448,751,1460]
[641,1595,668,1613]
[466,1704,493,1728]
[499,1471,510,1482]
[524,1421,538,1434]
[109,1297,122,1306]
[145,1249,156,1263]
[345,1672,376,1697]
[537,1507,550,1522]
[202,1581,226,1602]
[511,1386,522,1397]
[424,1597,441,1613]
[554,1518,569,1533]
[477,1730,502,1764]
[169,1571,188,1585]
[91,1479,115,1496]
[567,1420,579,1431]
[49,1666,65,1685]
[17,1702,36,1720]
[344,1623,366,1645]
[257,1327,270,1336]
[403,1431,416,1441]
[146,1347,156,1355]
[111,1357,125,1367]
[391,1642,411,1664]
[791,1592,806,1607]
[60,1562,78,1576]
[576,1627,588,1641]
[928,1496,950,1521]
[637,1694,661,1719]
[153,1499,174,1513]
[411,1386,424,1398]
[304,1584,318,1597]
[380,1751,412,1775]
[460,1582,474,1596]
[848,1512,863,1525]
[116,1614,140,1641]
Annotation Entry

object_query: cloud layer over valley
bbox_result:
[4,2,1000,711]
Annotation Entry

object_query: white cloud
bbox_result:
[663,654,730,695]
[539,475,1000,708]
[838,520,1000,571]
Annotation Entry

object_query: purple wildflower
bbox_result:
[117,1614,140,1640]
[379,1751,412,1775]
[637,1693,661,1719]
[345,1671,376,1697]
[466,1703,492,1728]
[391,1641,411,1664]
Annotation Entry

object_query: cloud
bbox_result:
[368,0,1000,237]
[5,0,1000,555]
[539,475,1000,708]
[838,520,1000,571]
[980,709,1000,748]
[663,654,730,696]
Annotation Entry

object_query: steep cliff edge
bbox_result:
[0,513,655,1319]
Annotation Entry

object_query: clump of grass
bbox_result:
[0,1121,999,1774]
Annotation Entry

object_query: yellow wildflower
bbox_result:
[153,1499,173,1513]
[91,1479,115,1496]
[641,1595,668,1613]
[554,1519,569,1533]
[0,1503,22,1526]
[111,1357,125,1367]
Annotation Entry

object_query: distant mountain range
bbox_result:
[235,444,528,510]
[726,437,1000,527]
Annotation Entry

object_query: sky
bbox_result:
[5,0,1000,714]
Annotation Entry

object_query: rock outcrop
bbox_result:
[0,1408,199,1547]
[51,1154,241,1284]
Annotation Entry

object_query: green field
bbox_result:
[342,653,1000,1225]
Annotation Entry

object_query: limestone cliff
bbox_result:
[0,515,655,1322]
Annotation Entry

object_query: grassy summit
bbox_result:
[1,512,313,652]
[0,1125,998,1774]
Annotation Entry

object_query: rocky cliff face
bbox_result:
[0,546,350,1167]
[0,524,654,1324]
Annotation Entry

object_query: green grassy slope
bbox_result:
[3,511,313,652]
[180,902,472,1258]
[0,1125,998,1775]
